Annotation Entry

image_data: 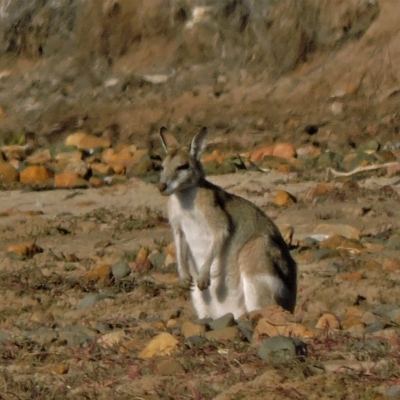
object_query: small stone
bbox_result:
[205,326,240,342]
[316,151,342,169]
[156,359,185,376]
[26,149,52,165]
[208,313,235,330]
[274,190,296,207]
[358,139,380,153]
[315,313,341,330]
[90,162,113,176]
[85,264,112,284]
[55,150,83,164]
[132,247,151,271]
[250,145,275,163]
[385,386,400,398]
[149,251,167,269]
[237,320,253,342]
[58,325,97,346]
[111,261,131,279]
[89,176,106,187]
[6,242,43,257]
[138,332,179,359]
[20,165,53,184]
[313,223,360,240]
[272,143,296,159]
[50,364,69,375]
[64,160,88,177]
[65,131,110,150]
[258,336,307,363]
[77,293,108,310]
[312,248,339,261]
[98,330,126,348]
[24,328,58,347]
[54,172,88,188]
[0,162,19,183]
[330,101,343,115]
[201,150,225,164]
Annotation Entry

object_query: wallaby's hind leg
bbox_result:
[239,237,296,313]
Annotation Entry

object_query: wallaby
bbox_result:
[158,127,297,319]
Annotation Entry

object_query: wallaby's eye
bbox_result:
[177,163,190,171]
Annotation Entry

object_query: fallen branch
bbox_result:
[327,161,399,179]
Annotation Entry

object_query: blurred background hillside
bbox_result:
[0,0,399,152]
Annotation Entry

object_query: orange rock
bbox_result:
[89,176,106,187]
[65,132,110,150]
[115,144,137,154]
[164,242,176,258]
[342,307,364,330]
[26,149,52,165]
[383,258,400,271]
[296,145,322,158]
[85,264,112,284]
[274,190,296,206]
[54,172,88,188]
[20,166,53,184]
[138,332,179,359]
[6,242,43,257]
[336,271,363,281]
[90,162,113,175]
[316,313,341,330]
[130,149,149,164]
[272,143,296,159]
[201,150,225,164]
[320,235,346,249]
[363,259,381,270]
[111,164,126,175]
[107,152,135,166]
[131,247,152,271]
[50,364,69,375]
[250,145,274,163]
[275,164,292,174]
[101,148,115,164]
[0,162,19,183]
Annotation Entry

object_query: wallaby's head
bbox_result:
[158,127,208,196]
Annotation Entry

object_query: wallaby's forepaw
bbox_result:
[197,273,211,291]
[181,275,193,289]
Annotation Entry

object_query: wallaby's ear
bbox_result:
[190,127,208,160]
[159,126,180,153]
[159,126,168,153]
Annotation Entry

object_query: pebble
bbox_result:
[58,325,98,346]
[97,330,126,348]
[23,328,58,347]
[358,139,380,153]
[25,148,52,165]
[0,162,19,183]
[6,242,43,257]
[156,359,185,376]
[65,131,110,150]
[313,223,360,240]
[76,293,109,309]
[204,326,240,342]
[272,143,296,159]
[138,332,179,359]
[148,251,167,269]
[181,320,206,339]
[111,260,131,279]
[258,336,307,363]
[49,363,69,375]
[315,313,341,330]
[208,312,235,330]
[20,165,53,184]
[250,145,274,163]
[85,264,112,284]
[274,190,296,206]
[54,172,89,188]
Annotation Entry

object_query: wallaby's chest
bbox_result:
[169,196,213,265]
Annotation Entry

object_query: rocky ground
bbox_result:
[0,132,400,399]
[1,0,400,398]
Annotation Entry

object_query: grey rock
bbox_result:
[149,252,167,269]
[364,321,387,334]
[385,386,400,398]
[58,325,97,346]
[387,236,400,250]
[0,331,11,343]
[312,248,339,261]
[23,328,58,346]
[111,261,131,279]
[316,151,342,169]
[258,335,307,363]
[185,335,209,349]
[77,293,108,309]
[208,313,235,330]
[358,139,380,153]
[237,320,253,342]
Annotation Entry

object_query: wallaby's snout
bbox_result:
[157,181,168,195]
